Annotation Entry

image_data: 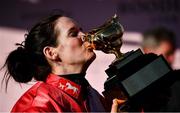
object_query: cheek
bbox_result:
[68,40,82,52]
[71,39,81,46]
[61,40,79,50]
[70,42,78,50]
[61,41,82,57]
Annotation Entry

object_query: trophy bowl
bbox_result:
[83,14,124,61]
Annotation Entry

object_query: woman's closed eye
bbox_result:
[68,27,81,37]
[70,31,78,37]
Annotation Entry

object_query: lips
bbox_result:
[83,42,96,52]
[86,46,94,51]
[86,43,96,49]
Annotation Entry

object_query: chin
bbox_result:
[82,54,96,73]
[86,52,96,66]
[89,51,96,61]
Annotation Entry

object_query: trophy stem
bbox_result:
[113,49,124,62]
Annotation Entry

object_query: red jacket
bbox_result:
[11,73,106,112]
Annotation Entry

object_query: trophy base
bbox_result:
[103,49,174,111]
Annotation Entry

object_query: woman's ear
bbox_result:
[43,46,58,61]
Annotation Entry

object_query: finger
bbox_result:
[116,99,126,105]
[111,98,126,113]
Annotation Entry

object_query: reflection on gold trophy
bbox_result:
[83,14,124,61]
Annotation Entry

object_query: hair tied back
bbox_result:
[15,41,25,50]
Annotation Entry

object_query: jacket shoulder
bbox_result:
[11,82,59,112]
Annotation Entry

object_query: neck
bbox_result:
[51,63,86,75]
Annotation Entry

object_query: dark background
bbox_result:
[0,0,179,47]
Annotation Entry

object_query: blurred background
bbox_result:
[0,0,180,111]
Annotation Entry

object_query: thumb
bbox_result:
[111,98,126,113]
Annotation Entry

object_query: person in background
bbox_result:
[142,27,176,65]
[142,27,180,111]
[1,14,124,112]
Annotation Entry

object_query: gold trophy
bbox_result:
[83,15,173,111]
[83,14,124,61]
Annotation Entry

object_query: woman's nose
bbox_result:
[78,31,86,42]
[79,31,85,36]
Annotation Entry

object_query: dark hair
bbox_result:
[142,27,176,50]
[1,14,63,89]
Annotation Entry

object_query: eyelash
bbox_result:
[70,31,78,37]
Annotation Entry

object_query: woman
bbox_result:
[2,14,123,112]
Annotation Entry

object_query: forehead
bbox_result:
[55,16,77,32]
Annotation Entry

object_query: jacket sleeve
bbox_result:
[11,92,63,112]
[11,100,63,112]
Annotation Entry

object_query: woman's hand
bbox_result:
[111,98,126,113]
